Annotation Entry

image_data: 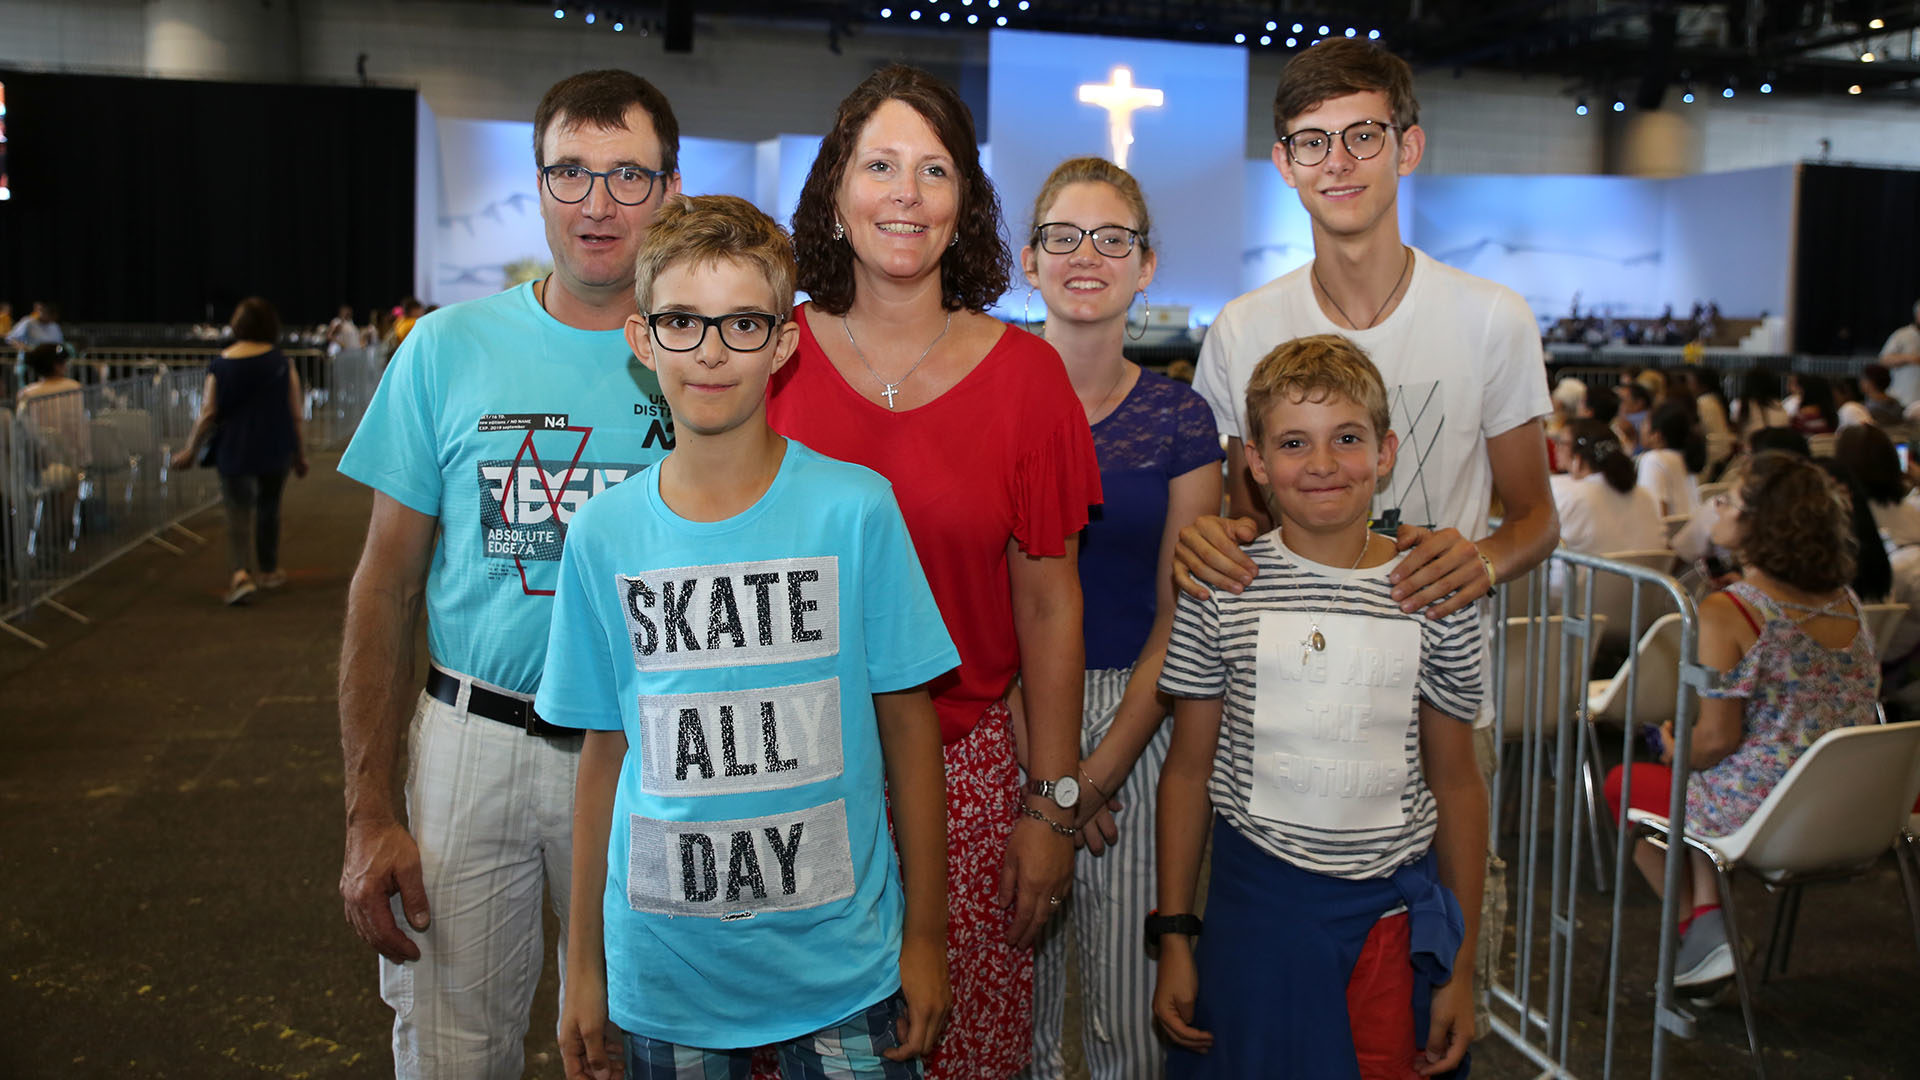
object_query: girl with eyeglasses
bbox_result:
[1018,157,1222,1080]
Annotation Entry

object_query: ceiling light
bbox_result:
[612,19,623,30]
[1575,97,1589,115]
[910,8,921,18]
[1861,51,1877,62]
[1234,32,1246,43]
[1368,29,1380,39]
[1260,35,1271,45]
[1266,20,1277,30]
[1612,99,1625,112]
[996,14,1006,23]
[880,6,891,14]
[1849,83,1863,94]
[1869,17,1885,28]
[1723,86,1735,98]
[939,10,949,19]
[1682,90,1695,103]
[1760,82,1773,93]
[552,7,564,17]
[967,12,978,22]
[1345,27,1356,37]
[1318,24,1330,34]
[1285,36,1297,47]
[583,11,594,23]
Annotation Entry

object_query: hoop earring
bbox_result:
[831,221,846,241]
[1127,289,1149,341]
[1023,288,1037,329]
[949,233,959,248]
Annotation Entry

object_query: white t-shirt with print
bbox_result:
[1194,247,1552,728]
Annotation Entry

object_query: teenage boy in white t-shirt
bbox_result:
[540,195,956,1078]
[1171,38,1558,1037]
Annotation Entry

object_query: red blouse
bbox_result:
[768,305,1103,743]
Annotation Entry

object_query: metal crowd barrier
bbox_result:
[1486,549,1715,1079]
[1,347,384,648]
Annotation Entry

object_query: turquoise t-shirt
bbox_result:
[536,440,959,1048]
[338,282,674,694]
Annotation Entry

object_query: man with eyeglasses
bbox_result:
[1174,38,1558,1072]
[335,69,682,1080]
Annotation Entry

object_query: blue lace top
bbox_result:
[1080,368,1223,670]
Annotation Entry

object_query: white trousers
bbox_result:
[379,685,582,1079]
[1025,667,1172,1080]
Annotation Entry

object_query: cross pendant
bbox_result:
[881,382,900,409]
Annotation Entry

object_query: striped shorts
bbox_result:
[626,993,919,1080]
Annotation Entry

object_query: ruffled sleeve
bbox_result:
[1011,405,1103,557]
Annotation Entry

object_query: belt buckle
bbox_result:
[520,704,540,736]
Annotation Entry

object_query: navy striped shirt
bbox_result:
[1160,534,1482,878]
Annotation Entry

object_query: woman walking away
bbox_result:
[173,297,309,605]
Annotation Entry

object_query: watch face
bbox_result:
[1054,775,1080,808]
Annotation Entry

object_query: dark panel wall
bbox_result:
[0,71,415,326]
[1795,164,1920,355]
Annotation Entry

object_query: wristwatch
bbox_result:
[1144,910,1204,943]
[1024,774,1081,811]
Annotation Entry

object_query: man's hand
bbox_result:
[996,814,1074,948]
[169,448,194,470]
[1172,515,1261,599]
[1152,940,1212,1052]
[1417,977,1475,1075]
[1389,526,1491,619]
[884,933,951,1061]
[339,819,429,962]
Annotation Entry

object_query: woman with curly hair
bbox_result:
[1603,451,1878,992]
[767,65,1101,1078]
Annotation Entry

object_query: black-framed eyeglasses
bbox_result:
[1278,120,1398,166]
[643,311,783,353]
[541,163,671,206]
[1032,222,1143,258]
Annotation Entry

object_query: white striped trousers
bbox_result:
[1024,667,1171,1080]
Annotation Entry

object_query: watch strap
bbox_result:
[1144,910,1204,942]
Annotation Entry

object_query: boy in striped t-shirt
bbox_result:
[1152,334,1486,1079]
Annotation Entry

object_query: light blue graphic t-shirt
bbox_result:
[536,440,959,1048]
[338,282,674,694]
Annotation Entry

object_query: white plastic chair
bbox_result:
[1587,612,1688,730]
[1859,602,1910,658]
[1498,613,1610,889]
[1576,549,1679,661]
[1631,721,1920,1078]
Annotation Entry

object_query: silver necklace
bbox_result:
[843,310,953,409]
[1312,246,1413,331]
[1300,534,1378,666]
[1083,362,1130,423]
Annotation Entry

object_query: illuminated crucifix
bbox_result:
[1078,66,1164,169]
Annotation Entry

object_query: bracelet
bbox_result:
[1079,767,1111,804]
[1476,549,1498,589]
[1021,804,1078,838]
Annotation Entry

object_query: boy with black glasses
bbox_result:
[539,195,957,1079]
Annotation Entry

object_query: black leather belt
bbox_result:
[426,666,571,738]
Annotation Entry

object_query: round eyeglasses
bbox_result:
[1033,223,1143,258]
[541,163,671,206]
[644,311,782,353]
[1279,120,1398,167]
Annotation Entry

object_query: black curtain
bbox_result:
[0,71,415,327]
[1794,164,1920,356]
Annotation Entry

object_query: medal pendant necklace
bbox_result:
[1300,533,1378,666]
[844,310,953,409]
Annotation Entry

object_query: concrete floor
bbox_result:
[3,451,1918,1078]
